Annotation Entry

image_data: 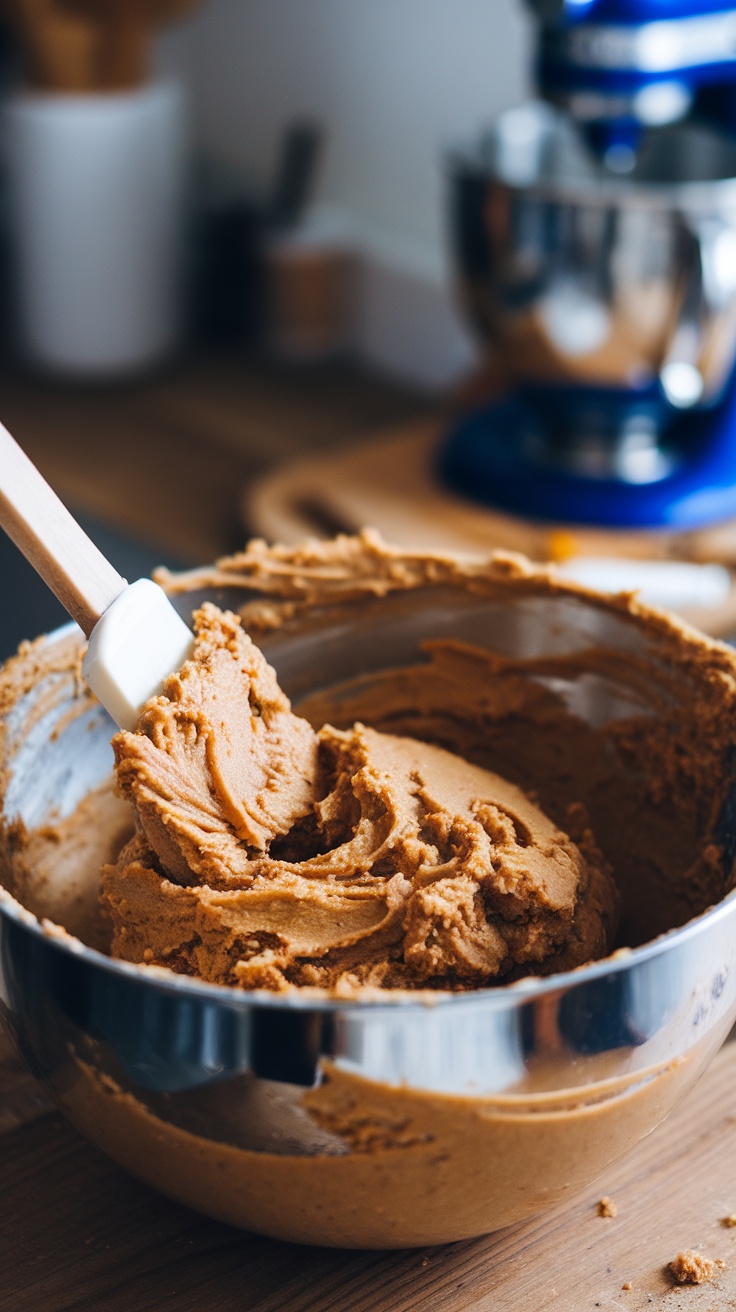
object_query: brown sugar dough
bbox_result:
[102,603,618,992]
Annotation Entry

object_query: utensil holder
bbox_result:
[4,80,186,377]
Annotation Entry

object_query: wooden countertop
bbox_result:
[0,352,429,564]
[3,354,736,1310]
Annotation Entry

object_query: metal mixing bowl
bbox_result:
[450,103,736,409]
[2,579,736,1247]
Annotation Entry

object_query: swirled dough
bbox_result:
[102,603,618,991]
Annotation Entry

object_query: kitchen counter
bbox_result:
[0,351,428,657]
[0,352,428,564]
[3,353,736,1309]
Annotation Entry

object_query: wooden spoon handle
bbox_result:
[0,423,127,637]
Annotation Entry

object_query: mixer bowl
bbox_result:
[2,575,736,1247]
[450,103,736,410]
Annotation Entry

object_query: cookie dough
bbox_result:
[669,1251,717,1285]
[102,604,618,991]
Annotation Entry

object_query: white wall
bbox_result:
[159,0,533,386]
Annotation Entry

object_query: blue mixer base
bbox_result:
[438,389,736,530]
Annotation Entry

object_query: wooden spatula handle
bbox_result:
[0,423,127,637]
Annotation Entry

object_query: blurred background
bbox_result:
[6,0,736,656]
[0,0,528,655]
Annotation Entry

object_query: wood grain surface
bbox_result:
[3,1019,736,1312]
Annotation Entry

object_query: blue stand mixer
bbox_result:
[441,0,736,530]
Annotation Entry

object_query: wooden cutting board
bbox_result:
[246,417,736,637]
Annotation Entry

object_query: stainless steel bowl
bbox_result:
[450,103,736,408]
[2,579,736,1247]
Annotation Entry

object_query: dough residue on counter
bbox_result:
[101,603,618,992]
[668,1250,718,1284]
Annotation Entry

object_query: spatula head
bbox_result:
[83,578,193,730]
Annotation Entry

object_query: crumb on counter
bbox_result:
[668,1251,716,1284]
[722,1215,736,1228]
[597,1196,618,1218]
[622,1282,632,1291]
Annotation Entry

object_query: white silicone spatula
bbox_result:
[0,422,194,729]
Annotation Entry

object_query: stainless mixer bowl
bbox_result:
[2,579,736,1247]
[450,103,736,410]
